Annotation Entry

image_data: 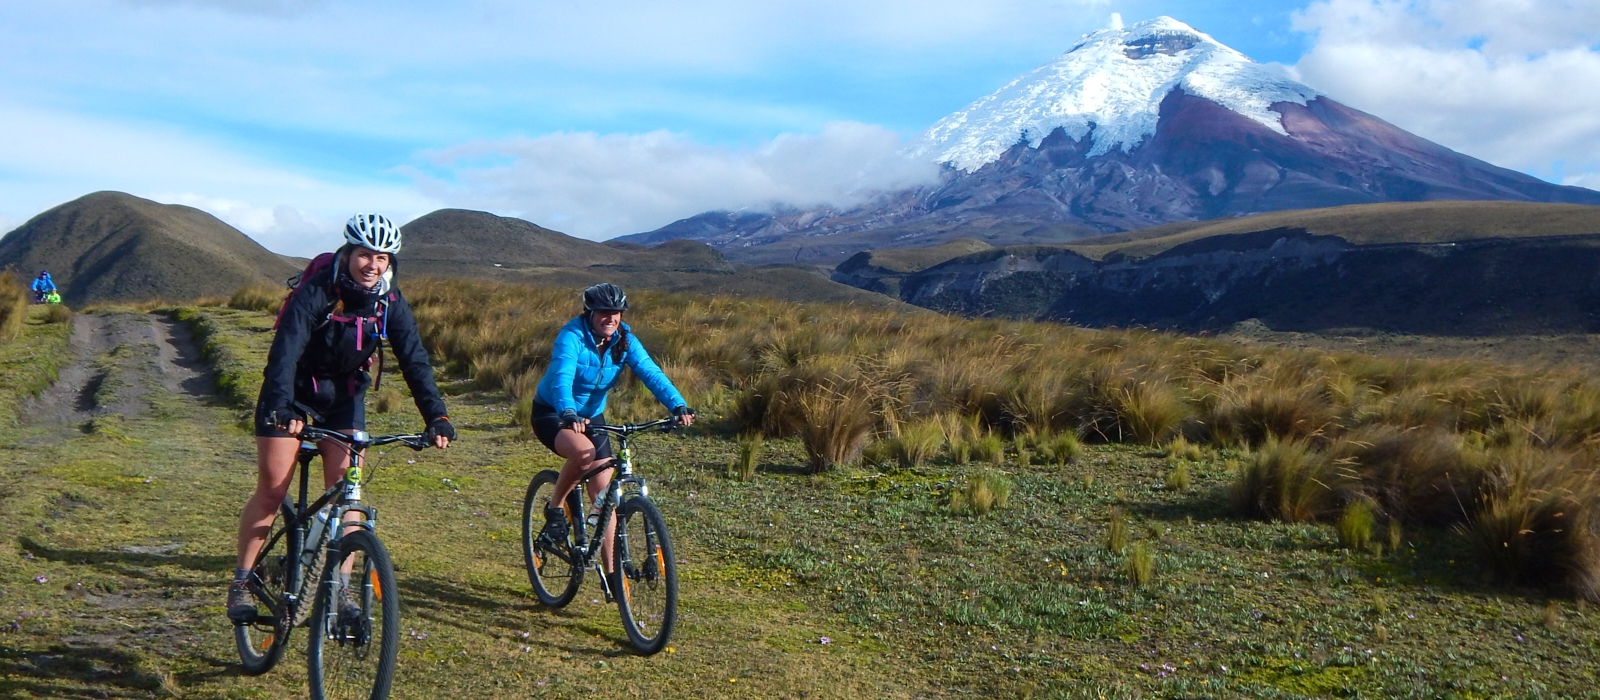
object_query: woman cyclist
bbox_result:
[227,214,455,622]
[532,283,693,587]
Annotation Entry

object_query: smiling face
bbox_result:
[589,309,622,340]
[346,247,391,289]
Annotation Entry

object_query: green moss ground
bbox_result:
[3,308,1599,698]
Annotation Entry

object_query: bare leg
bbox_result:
[236,436,303,570]
[550,429,616,571]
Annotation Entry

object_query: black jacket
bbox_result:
[259,263,448,422]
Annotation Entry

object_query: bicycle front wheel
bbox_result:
[522,469,585,607]
[307,529,399,700]
[614,496,678,654]
[235,497,298,676]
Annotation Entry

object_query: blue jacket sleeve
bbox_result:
[546,327,582,415]
[624,335,687,411]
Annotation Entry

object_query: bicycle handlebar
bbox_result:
[585,416,680,436]
[298,426,430,452]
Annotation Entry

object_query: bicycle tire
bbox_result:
[307,529,400,700]
[522,469,585,607]
[614,496,678,654]
[235,497,299,676]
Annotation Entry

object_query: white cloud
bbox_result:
[414,122,941,240]
[1292,0,1600,183]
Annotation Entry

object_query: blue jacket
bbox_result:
[534,316,685,419]
[31,275,54,293]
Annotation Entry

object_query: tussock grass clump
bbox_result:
[1230,438,1351,523]
[0,272,28,341]
[796,383,876,472]
[1163,435,1204,462]
[888,418,945,468]
[373,389,403,414]
[1337,499,1377,553]
[1165,462,1191,492]
[970,433,1005,465]
[1037,431,1082,465]
[1461,447,1600,600]
[948,468,1012,516]
[1106,507,1128,554]
[730,432,763,480]
[1126,541,1156,587]
[1329,425,1482,526]
[42,303,73,325]
[228,284,284,312]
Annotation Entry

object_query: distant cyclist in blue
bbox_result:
[531,283,693,580]
[31,271,55,302]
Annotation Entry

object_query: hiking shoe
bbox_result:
[541,505,569,547]
[226,579,258,623]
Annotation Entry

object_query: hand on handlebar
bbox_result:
[560,409,589,432]
[421,417,454,449]
[672,406,696,428]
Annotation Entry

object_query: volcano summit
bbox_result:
[623,17,1600,264]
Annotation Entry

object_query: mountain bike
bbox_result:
[521,416,681,654]
[233,424,428,700]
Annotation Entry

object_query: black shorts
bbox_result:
[530,401,612,461]
[255,371,370,438]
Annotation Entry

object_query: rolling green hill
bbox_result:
[0,192,299,304]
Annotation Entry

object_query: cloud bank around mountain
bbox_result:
[411,122,940,240]
[1292,0,1600,186]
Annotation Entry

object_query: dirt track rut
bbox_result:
[21,310,215,437]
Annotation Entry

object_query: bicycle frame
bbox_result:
[248,428,422,623]
[559,418,675,580]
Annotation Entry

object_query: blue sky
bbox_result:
[2,0,1597,253]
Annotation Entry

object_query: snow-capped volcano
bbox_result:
[622,17,1600,264]
[915,17,1320,171]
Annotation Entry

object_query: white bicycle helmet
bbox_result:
[343,213,403,254]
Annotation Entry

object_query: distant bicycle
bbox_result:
[233,423,427,700]
[522,416,681,654]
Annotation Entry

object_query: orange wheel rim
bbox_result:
[369,569,383,602]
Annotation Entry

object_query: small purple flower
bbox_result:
[33,575,47,584]
[819,637,831,645]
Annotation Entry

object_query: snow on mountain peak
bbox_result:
[912,16,1320,173]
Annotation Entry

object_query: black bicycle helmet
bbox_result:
[582,283,629,312]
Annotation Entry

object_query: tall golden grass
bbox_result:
[406,278,1600,598]
[0,272,29,341]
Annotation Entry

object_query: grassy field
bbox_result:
[5,298,1600,698]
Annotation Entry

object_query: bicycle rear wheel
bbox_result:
[614,496,678,654]
[522,469,585,607]
[307,529,399,700]
[235,497,298,676]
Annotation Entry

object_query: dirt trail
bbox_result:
[21,310,216,437]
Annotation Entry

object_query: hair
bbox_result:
[583,310,630,362]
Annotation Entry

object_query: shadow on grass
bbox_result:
[0,643,169,698]
[20,536,233,581]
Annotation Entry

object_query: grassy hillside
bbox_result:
[412,278,1600,601]
[5,294,1600,697]
[0,191,298,304]
[1067,200,1600,261]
